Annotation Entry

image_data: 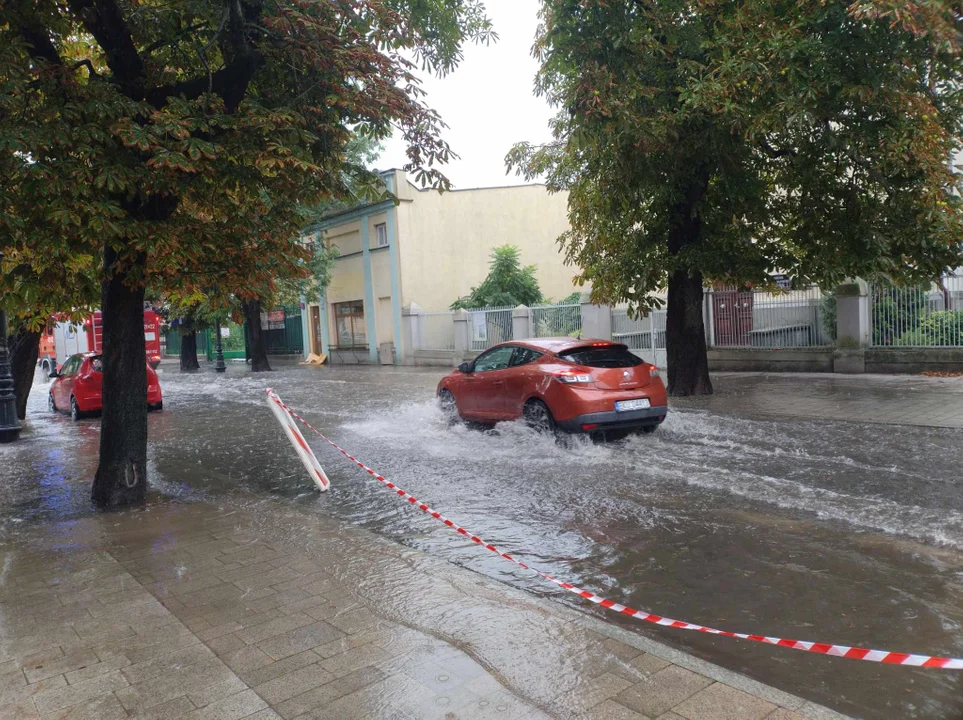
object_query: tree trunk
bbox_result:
[243,298,272,372]
[91,242,148,508]
[665,168,713,396]
[179,325,199,372]
[666,270,713,396]
[8,327,40,421]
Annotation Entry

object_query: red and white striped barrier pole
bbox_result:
[265,389,330,492]
[268,389,963,669]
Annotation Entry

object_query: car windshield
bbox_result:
[90,357,103,373]
[558,346,644,368]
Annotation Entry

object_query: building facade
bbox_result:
[301,170,576,364]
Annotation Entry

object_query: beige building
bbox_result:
[301,169,577,363]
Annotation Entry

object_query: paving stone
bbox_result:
[220,646,274,680]
[556,671,635,712]
[629,653,672,676]
[672,682,776,720]
[0,699,41,719]
[318,643,389,679]
[762,709,808,720]
[238,650,322,688]
[256,621,344,661]
[121,644,216,685]
[235,615,314,646]
[254,663,335,705]
[586,699,651,719]
[322,608,378,636]
[179,689,267,720]
[275,664,385,720]
[603,638,644,662]
[32,670,129,715]
[41,691,128,720]
[207,634,247,657]
[0,674,67,706]
[614,666,714,718]
[126,695,196,720]
[187,676,249,708]
[114,657,235,712]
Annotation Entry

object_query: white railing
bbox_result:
[871,275,963,347]
[531,302,582,338]
[419,312,455,351]
[468,306,513,351]
[706,286,830,348]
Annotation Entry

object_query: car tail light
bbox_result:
[649,365,661,379]
[553,371,592,384]
[581,423,598,431]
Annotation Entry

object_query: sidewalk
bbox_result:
[0,500,844,720]
[669,372,963,428]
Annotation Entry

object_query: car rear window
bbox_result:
[558,345,644,368]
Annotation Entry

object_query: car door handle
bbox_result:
[493,380,504,386]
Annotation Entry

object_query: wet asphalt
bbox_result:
[2,362,962,718]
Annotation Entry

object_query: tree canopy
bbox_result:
[0,0,493,505]
[509,0,963,394]
[451,244,544,309]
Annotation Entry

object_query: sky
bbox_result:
[374,0,554,190]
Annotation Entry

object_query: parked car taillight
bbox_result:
[649,365,661,379]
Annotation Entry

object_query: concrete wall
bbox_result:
[865,348,963,374]
[708,348,836,373]
[395,181,577,311]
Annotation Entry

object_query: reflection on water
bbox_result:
[3,364,963,718]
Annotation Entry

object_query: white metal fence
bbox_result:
[469,306,513,351]
[706,286,830,348]
[871,275,963,347]
[611,306,667,368]
[418,311,455,351]
[531,302,582,338]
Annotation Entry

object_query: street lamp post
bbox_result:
[213,318,226,373]
[0,252,23,443]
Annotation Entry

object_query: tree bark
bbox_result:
[666,271,713,396]
[179,323,199,372]
[243,298,272,372]
[91,241,148,508]
[8,328,41,421]
[665,168,713,396]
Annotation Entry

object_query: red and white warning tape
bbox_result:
[266,389,963,670]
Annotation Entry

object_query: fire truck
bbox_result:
[38,309,163,372]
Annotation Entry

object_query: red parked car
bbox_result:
[437,338,667,438]
[48,353,163,421]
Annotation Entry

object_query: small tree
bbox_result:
[451,245,543,309]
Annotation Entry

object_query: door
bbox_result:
[465,345,517,420]
[501,347,544,418]
[310,306,321,354]
[54,355,81,408]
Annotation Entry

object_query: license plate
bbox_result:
[615,398,650,412]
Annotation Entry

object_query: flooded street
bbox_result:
[3,363,963,718]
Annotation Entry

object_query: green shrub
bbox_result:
[895,310,963,346]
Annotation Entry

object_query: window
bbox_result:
[473,346,515,372]
[60,356,82,376]
[511,347,543,367]
[334,301,366,348]
[559,345,644,368]
[375,223,388,248]
[90,357,103,373]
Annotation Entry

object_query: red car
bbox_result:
[48,353,163,421]
[437,338,667,437]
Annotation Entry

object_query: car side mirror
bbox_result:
[458,361,473,374]
[48,370,58,378]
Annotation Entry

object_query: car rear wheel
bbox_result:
[148,402,163,412]
[524,399,555,434]
[70,397,82,422]
[48,393,56,412]
[640,424,658,435]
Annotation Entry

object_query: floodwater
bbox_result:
[3,362,963,718]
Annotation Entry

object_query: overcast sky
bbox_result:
[375,0,554,189]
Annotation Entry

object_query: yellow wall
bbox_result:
[395,181,578,312]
